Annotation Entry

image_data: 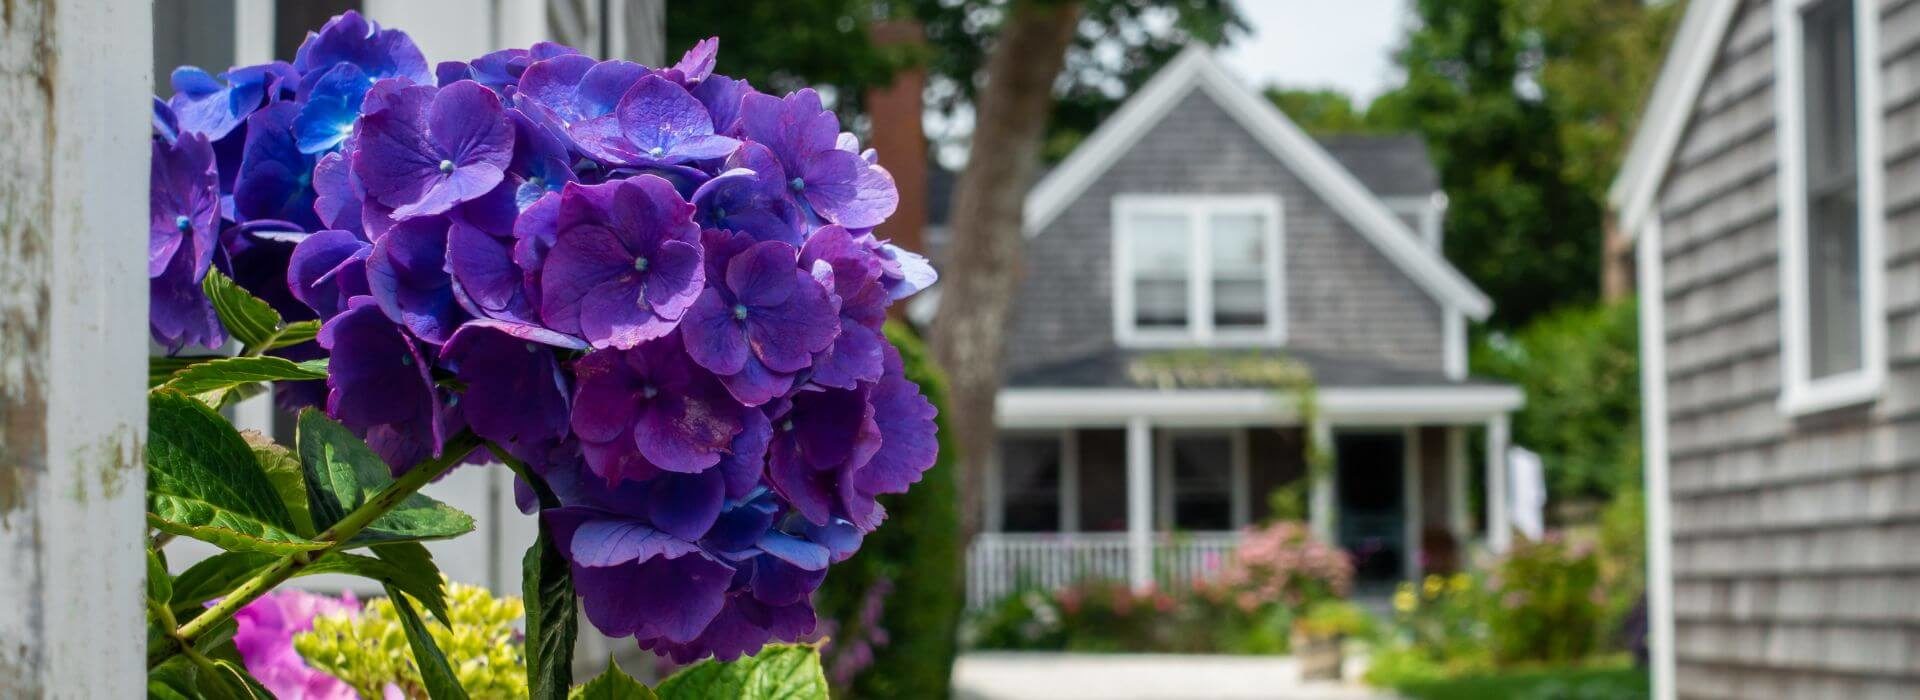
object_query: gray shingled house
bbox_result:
[958,47,1523,607]
[1614,0,1920,698]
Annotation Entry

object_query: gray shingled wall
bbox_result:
[1007,87,1446,376]
[1653,1,1920,696]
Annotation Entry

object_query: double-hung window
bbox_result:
[1113,195,1284,345]
[1777,0,1884,414]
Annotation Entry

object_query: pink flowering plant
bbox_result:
[144,11,937,698]
[1214,520,1355,610]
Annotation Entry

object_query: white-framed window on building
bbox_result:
[1776,0,1885,415]
[1113,195,1285,346]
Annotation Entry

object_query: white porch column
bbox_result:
[1126,416,1153,591]
[1447,426,1470,542]
[1486,414,1513,553]
[1309,417,1336,541]
[1,1,151,694]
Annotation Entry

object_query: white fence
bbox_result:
[965,531,1243,609]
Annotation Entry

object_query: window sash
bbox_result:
[1117,198,1280,343]
[1800,0,1867,381]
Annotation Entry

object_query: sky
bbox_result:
[1219,0,1410,103]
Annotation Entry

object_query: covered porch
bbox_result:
[969,383,1522,608]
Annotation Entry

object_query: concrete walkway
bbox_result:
[952,653,1399,700]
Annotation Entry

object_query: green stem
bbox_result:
[151,430,481,668]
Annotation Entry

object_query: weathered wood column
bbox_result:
[0,1,152,695]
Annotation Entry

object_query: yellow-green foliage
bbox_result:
[294,580,526,699]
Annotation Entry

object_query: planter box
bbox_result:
[1291,631,1345,681]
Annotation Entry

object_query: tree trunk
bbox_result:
[930,0,1082,537]
[0,0,152,695]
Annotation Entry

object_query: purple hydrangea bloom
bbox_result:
[291,10,433,91]
[150,130,226,352]
[366,216,471,344]
[570,74,739,167]
[442,323,571,464]
[354,79,516,219]
[569,336,742,483]
[739,89,899,229]
[801,225,889,388]
[681,234,838,405]
[167,63,296,142]
[289,229,372,319]
[318,297,449,472]
[539,177,704,349]
[690,146,807,245]
[151,23,948,665]
[547,508,736,644]
[233,102,321,230]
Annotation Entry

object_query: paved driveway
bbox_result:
[952,653,1399,700]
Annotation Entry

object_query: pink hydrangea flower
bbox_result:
[231,589,361,700]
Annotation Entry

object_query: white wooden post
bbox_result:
[1638,217,1676,700]
[1447,426,1470,542]
[1486,414,1512,553]
[0,1,151,695]
[1309,417,1335,541]
[1125,416,1153,591]
[1229,429,1251,529]
[1059,429,1080,533]
[1402,427,1422,579]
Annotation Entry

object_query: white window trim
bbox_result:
[1112,194,1287,347]
[1774,0,1886,416]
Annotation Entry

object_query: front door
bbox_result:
[1335,431,1407,582]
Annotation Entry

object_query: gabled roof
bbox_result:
[1609,0,1740,235]
[1022,46,1493,319]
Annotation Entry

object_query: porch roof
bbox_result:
[1006,346,1506,391]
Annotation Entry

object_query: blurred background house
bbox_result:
[1618,0,1920,697]
[917,47,1524,608]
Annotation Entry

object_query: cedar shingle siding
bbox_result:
[1008,88,1446,377]
[1654,1,1920,696]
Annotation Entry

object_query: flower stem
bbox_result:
[150,431,481,668]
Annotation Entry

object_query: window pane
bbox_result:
[1000,436,1061,532]
[1810,193,1863,377]
[1801,0,1865,379]
[1129,213,1190,329]
[1167,435,1233,531]
[1210,213,1269,329]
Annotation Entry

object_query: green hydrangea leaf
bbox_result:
[261,319,322,351]
[202,269,282,350]
[211,659,275,700]
[571,661,658,700]
[242,431,316,537]
[150,355,221,388]
[163,356,327,408]
[655,644,828,700]
[296,409,476,545]
[386,583,472,700]
[148,656,199,700]
[147,390,323,555]
[372,543,452,624]
[522,470,577,700]
[146,548,173,606]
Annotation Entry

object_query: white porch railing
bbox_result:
[965,531,1243,609]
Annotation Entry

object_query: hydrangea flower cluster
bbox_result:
[151,11,938,662]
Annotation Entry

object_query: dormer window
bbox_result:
[1113,195,1285,345]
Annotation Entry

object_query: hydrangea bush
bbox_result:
[144,11,936,698]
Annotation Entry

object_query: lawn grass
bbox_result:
[1393,666,1648,700]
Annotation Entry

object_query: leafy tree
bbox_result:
[1264,87,1383,136]
[665,0,916,116]
[1374,0,1678,328]
[911,0,1247,162]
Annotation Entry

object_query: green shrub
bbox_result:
[965,580,1302,655]
[812,322,963,699]
[1473,299,1640,503]
[1488,537,1606,665]
[1395,665,1648,700]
